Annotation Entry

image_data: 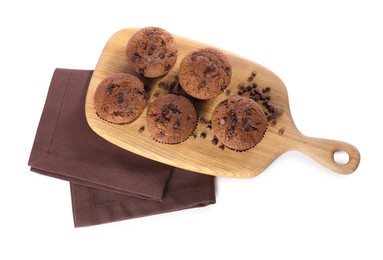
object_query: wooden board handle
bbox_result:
[291,135,360,174]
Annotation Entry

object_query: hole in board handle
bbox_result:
[333,150,350,165]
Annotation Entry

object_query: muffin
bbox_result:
[94,73,147,124]
[178,47,232,100]
[146,94,198,144]
[211,95,267,151]
[126,27,178,78]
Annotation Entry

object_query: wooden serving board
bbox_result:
[85,28,360,178]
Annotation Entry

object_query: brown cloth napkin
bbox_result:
[28,68,215,227]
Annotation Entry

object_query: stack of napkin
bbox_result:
[28,69,216,227]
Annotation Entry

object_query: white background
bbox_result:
[1,0,382,259]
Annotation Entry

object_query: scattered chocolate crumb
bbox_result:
[153,92,160,97]
[191,54,197,61]
[238,82,245,88]
[237,90,244,95]
[211,136,218,145]
[205,125,212,132]
[278,127,285,135]
[267,115,273,122]
[252,82,258,88]
[247,76,254,82]
[173,121,180,129]
[138,68,145,75]
[263,86,271,93]
[138,126,145,133]
[200,132,207,139]
[190,133,197,140]
[219,144,225,151]
[199,117,208,124]
[158,82,166,88]
[225,89,231,95]
[251,70,257,77]
[164,64,171,71]
[246,85,252,91]
[271,119,277,126]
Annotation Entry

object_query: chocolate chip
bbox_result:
[237,90,244,95]
[244,126,251,132]
[146,31,154,37]
[117,92,124,104]
[105,83,116,94]
[239,82,245,88]
[187,115,192,120]
[211,137,218,145]
[205,125,212,132]
[199,117,207,124]
[131,53,140,63]
[158,82,166,88]
[162,107,169,115]
[209,65,216,72]
[267,115,273,121]
[138,68,145,75]
[140,43,147,49]
[271,119,277,126]
[247,76,254,82]
[252,82,258,88]
[168,103,175,109]
[147,48,154,55]
[225,89,231,95]
[138,126,145,133]
[199,81,206,87]
[153,92,160,97]
[191,54,197,61]
[200,133,207,139]
[159,116,166,123]
[173,121,180,129]
[221,84,227,91]
[164,64,171,71]
[219,144,225,151]
[278,127,285,135]
[247,85,252,91]
[219,118,226,125]
[225,67,231,76]
[251,70,257,77]
[158,52,165,59]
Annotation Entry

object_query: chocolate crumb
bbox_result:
[278,127,285,135]
[190,133,197,140]
[211,136,218,145]
[105,83,116,94]
[251,70,257,77]
[200,132,207,139]
[271,119,277,126]
[164,64,171,71]
[237,90,244,95]
[205,125,212,132]
[158,82,166,88]
[138,126,145,133]
[247,85,253,91]
[239,82,245,88]
[117,92,124,104]
[225,89,231,95]
[252,82,258,88]
[191,54,197,61]
[247,76,254,82]
[153,92,160,97]
[199,117,207,124]
[263,86,271,93]
[219,144,225,151]
[199,80,206,87]
[138,68,145,75]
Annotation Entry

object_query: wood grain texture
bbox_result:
[85,28,360,178]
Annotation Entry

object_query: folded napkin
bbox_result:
[28,68,215,227]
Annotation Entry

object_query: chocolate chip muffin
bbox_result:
[211,95,267,151]
[94,73,147,124]
[178,48,232,100]
[146,94,198,144]
[126,27,178,78]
